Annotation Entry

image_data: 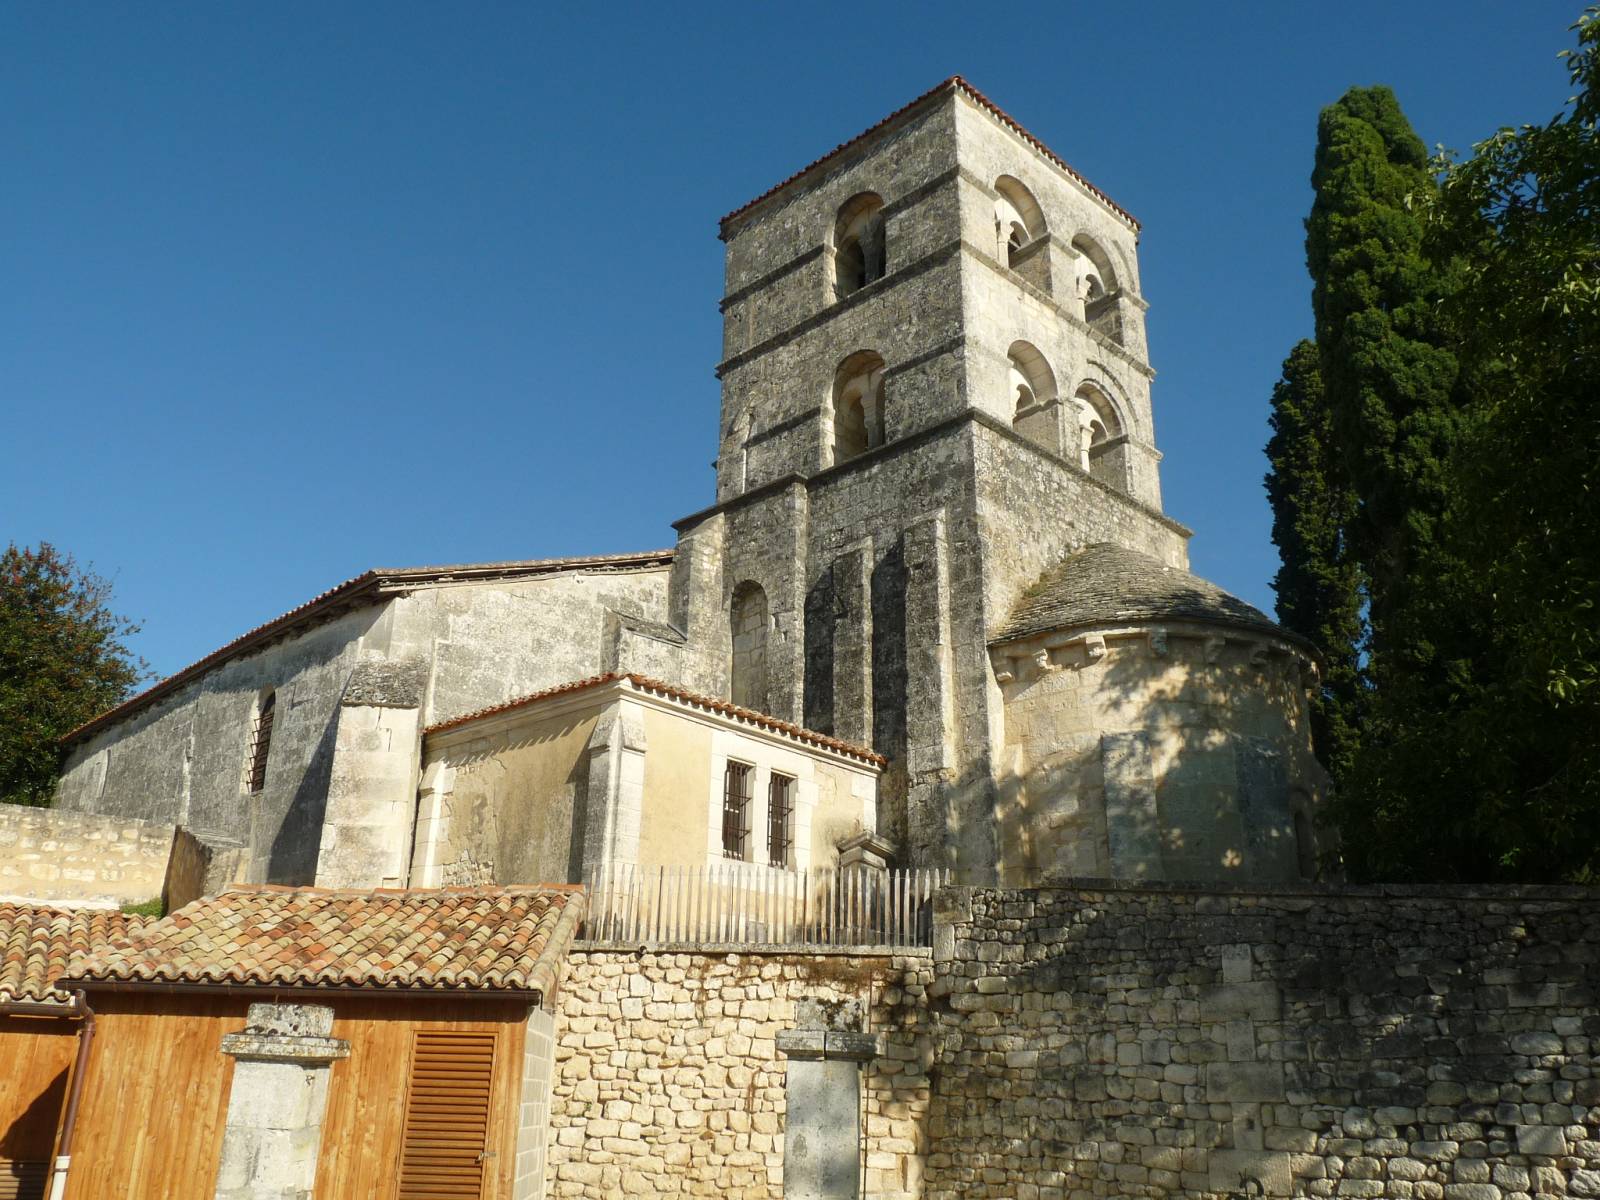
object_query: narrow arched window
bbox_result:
[830,351,887,465]
[730,582,769,712]
[832,193,886,300]
[246,691,275,793]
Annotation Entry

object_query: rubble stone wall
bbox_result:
[549,947,936,1200]
[0,802,174,907]
[926,883,1600,1200]
[549,884,1599,1200]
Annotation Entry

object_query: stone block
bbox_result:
[1514,1125,1568,1156]
[1200,981,1281,1023]
[1209,1150,1293,1197]
[1205,1061,1286,1102]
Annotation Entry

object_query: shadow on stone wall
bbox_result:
[266,717,338,884]
[915,884,1600,1199]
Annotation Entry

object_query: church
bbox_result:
[52,75,1326,895]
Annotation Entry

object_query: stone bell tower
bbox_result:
[666,77,1233,881]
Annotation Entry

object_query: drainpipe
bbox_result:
[50,990,95,1200]
[0,991,94,1200]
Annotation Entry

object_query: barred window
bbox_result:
[246,691,275,793]
[767,772,794,868]
[721,761,752,861]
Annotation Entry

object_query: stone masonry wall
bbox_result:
[550,948,936,1199]
[0,802,175,907]
[926,883,1600,1200]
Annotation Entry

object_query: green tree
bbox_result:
[1264,339,1366,780]
[1305,85,1463,674]
[1295,12,1600,883]
[0,543,147,806]
[1413,6,1600,881]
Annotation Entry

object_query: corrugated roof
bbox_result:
[63,550,675,746]
[63,884,584,999]
[427,672,887,767]
[1,904,149,1006]
[994,543,1302,648]
[720,75,1138,233]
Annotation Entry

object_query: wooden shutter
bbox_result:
[397,1029,497,1199]
[0,1160,47,1200]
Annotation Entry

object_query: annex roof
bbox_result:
[62,884,584,1001]
[1,903,149,1007]
[428,672,887,768]
[62,549,675,746]
[720,75,1139,235]
[994,543,1306,650]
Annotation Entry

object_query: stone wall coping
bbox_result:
[937,878,1600,904]
[219,1032,350,1064]
[571,941,929,959]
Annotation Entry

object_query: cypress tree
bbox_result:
[1264,340,1365,782]
[1304,86,1461,675]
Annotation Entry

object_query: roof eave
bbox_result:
[60,977,545,1003]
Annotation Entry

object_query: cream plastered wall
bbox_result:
[418,702,600,886]
[688,721,876,874]
[635,706,712,869]
[417,681,881,889]
[993,623,1323,886]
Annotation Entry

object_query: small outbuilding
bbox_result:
[54,883,583,1200]
[0,903,145,1200]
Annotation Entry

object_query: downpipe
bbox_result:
[50,990,95,1200]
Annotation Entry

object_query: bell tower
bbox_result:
[670,77,1193,879]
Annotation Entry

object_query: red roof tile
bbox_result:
[62,550,675,746]
[720,75,1138,233]
[63,885,584,1000]
[1,904,149,1006]
[427,672,887,767]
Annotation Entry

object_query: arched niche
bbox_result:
[832,193,886,300]
[1072,380,1128,491]
[1008,340,1060,455]
[830,350,887,465]
[730,581,770,712]
[1071,234,1124,344]
[994,176,1046,269]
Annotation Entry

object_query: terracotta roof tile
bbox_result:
[63,549,675,746]
[62,885,584,1000]
[0,904,148,1006]
[720,75,1138,233]
[427,672,887,767]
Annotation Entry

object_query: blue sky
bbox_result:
[1,4,1580,680]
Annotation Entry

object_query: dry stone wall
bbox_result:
[926,883,1600,1200]
[550,948,935,1200]
[0,803,175,907]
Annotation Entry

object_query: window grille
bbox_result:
[767,773,794,868]
[246,692,275,794]
[721,761,752,861]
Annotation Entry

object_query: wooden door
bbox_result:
[396,1029,498,1199]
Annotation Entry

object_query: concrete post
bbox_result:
[775,999,881,1200]
[214,1002,349,1200]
